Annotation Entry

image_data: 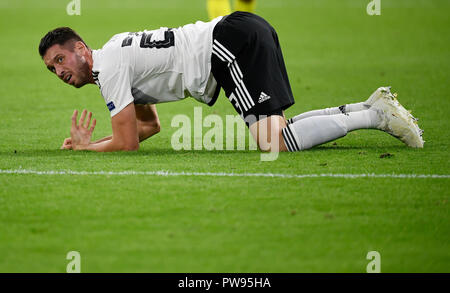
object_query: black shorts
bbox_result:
[209,12,295,126]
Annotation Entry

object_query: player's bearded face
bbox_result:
[71,52,90,88]
[43,43,91,88]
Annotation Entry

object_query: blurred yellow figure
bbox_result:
[234,0,256,13]
[207,0,256,20]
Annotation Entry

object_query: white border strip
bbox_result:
[0,169,449,179]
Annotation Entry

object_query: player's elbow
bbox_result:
[148,116,161,134]
[152,120,161,134]
[140,120,160,140]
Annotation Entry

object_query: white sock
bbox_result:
[287,102,368,124]
[282,110,380,151]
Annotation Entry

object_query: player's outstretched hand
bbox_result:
[70,109,97,150]
[60,137,72,150]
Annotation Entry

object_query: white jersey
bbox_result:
[92,16,223,117]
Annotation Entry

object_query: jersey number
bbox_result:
[121,30,175,49]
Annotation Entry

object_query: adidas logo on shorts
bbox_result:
[258,92,271,103]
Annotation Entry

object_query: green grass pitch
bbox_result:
[0,0,449,272]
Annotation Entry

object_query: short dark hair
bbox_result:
[39,27,87,58]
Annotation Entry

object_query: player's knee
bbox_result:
[249,115,287,152]
[255,132,287,152]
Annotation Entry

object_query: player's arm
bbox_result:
[62,135,113,149]
[61,104,160,150]
[71,104,140,152]
[92,135,112,144]
[82,104,160,144]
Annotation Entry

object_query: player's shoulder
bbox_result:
[92,32,131,86]
[94,32,129,62]
[103,32,130,49]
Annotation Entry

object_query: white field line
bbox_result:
[0,169,449,179]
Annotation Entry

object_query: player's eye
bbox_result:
[58,57,63,63]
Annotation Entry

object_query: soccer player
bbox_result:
[39,12,424,152]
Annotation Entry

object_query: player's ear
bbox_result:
[73,41,87,55]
